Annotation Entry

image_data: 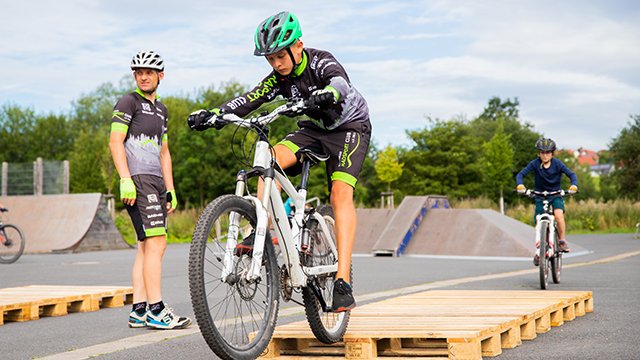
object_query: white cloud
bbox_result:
[1,0,639,151]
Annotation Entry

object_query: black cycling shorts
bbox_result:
[125,174,167,241]
[279,119,371,188]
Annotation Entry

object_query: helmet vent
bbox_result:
[283,30,292,42]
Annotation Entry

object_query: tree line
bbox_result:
[1,78,639,207]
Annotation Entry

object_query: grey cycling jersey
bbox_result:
[111,89,168,177]
[219,47,369,130]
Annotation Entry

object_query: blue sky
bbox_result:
[1,0,639,151]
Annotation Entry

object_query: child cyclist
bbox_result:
[187,11,371,312]
[516,138,578,266]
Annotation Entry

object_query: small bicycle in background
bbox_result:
[0,207,26,264]
[520,189,574,289]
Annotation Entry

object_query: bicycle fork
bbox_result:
[220,171,270,283]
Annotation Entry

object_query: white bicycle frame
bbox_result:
[535,211,556,257]
[532,192,561,257]
[216,103,338,287]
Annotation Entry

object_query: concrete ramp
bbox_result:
[0,194,130,253]
[371,196,450,256]
[404,209,534,257]
[354,208,395,254]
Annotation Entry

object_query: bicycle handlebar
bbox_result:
[519,189,577,199]
[204,98,310,130]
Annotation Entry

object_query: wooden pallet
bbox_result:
[262,290,593,359]
[0,285,133,325]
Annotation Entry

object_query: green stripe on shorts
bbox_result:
[145,227,166,238]
[331,171,357,188]
[278,140,300,154]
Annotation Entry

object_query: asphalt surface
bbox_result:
[1,233,639,360]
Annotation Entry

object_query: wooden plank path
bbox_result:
[0,285,133,325]
[262,290,593,359]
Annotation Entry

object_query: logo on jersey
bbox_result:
[142,103,151,112]
[247,75,278,102]
[226,97,247,110]
[147,194,158,203]
[291,85,301,98]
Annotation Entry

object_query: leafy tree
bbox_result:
[399,118,482,198]
[31,114,74,160]
[609,114,640,200]
[68,76,132,195]
[0,105,36,162]
[480,120,514,213]
[375,145,403,194]
[470,97,540,199]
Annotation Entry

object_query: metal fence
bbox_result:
[1,158,69,196]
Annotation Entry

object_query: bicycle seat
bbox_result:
[298,148,329,165]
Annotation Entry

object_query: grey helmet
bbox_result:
[130,50,164,71]
[535,138,557,152]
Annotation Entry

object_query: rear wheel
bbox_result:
[302,205,350,344]
[0,225,26,264]
[538,222,549,290]
[189,195,280,360]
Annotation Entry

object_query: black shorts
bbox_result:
[279,119,371,188]
[125,174,167,241]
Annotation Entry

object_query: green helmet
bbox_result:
[254,11,302,56]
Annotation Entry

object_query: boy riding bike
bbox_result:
[188,11,371,312]
[516,138,578,266]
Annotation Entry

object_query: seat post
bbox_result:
[299,158,312,191]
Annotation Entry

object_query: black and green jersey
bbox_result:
[219,47,369,130]
[111,88,168,177]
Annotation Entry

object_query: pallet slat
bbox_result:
[262,290,593,359]
[0,285,133,325]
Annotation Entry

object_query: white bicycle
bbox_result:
[521,189,574,289]
[188,99,350,359]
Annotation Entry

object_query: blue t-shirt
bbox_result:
[516,157,578,191]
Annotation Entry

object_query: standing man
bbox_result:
[110,50,191,329]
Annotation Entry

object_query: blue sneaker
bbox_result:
[146,303,191,330]
[128,309,148,328]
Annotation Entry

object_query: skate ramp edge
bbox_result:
[371,195,450,257]
[402,209,532,257]
[0,194,130,253]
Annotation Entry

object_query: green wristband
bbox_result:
[167,189,178,210]
[120,178,136,200]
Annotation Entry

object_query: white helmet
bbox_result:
[130,50,164,71]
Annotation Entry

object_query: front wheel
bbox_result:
[188,195,280,360]
[302,205,351,344]
[551,252,562,284]
[0,225,26,264]
[538,222,549,290]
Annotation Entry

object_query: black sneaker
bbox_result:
[533,254,540,266]
[332,279,356,312]
[558,240,570,252]
[234,233,254,257]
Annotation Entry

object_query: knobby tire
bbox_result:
[301,205,351,344]
[188,195,280,360]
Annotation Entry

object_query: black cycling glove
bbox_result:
[308,89,337,109]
